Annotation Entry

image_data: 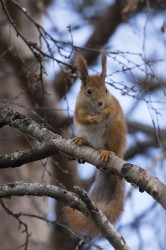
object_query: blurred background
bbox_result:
[0,0,165,249]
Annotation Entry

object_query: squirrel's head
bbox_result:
[75,50,110,114]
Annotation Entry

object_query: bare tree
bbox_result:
[0,0,166,249]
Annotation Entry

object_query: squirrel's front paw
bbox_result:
[73,137,88,146]
[99,150,115,161]
[90,114,103,124]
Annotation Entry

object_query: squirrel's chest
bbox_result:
[75,120,109,150]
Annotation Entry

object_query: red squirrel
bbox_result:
[64,51,127,236]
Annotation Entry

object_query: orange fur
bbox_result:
[64,51,126,236]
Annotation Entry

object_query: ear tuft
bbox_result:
[101,49,107,81]
[75,54,89,84]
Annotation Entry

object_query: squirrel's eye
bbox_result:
[86,88,92,95]
[106,88,108,93]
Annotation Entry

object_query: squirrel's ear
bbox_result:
[101,49,107,82]
[75,54,89,84]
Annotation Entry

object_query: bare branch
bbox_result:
[0,141,58,169]
[0,181,130,250]
[0,0,73,69]
[52,0,166,99]
[127,120,163,136]
[19,213,103,250]
[0,181,87,215]
[0,202,102,250]
[125,138,158,160]
[0,108,166,209]
[0,201,30,250]
[75,186,130,250]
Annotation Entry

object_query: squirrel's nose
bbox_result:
[98,101,103,106]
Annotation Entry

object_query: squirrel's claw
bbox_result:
[99,150,115,161]
[73,137,88,146]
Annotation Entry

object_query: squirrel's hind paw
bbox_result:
[99,150,115,161]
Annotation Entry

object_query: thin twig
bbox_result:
[0,201,31,250]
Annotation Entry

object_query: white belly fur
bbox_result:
[75,119,109,150]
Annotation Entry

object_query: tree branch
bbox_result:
[125,138,158,160]
[0,108,166,209]
[0,181,130,250]
[0,200,30,250]
[52,0,166,99]
[0,181,88,214]
[75,186,129,250]
[0,141,58,169]
[18,213,103,250]
[127,120,166,137]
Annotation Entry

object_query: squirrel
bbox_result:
[64,50,127,236]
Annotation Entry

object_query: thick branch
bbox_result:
[127,120,166,152]
[0,141,58,168]
[125,138,158,160]
[0,181,130,250]
[0,108,166,209]
[0,181,87,215]
[127,120,165,136]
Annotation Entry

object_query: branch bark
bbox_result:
[0,181,130,250]
[0,141,58,168]
[0,108,166,209]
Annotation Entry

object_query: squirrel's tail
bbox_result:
[63,175,125,236]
